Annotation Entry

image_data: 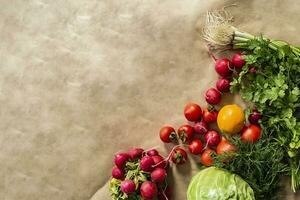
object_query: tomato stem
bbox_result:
[208,105,216,111]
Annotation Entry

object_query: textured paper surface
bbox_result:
[1,0,300,200]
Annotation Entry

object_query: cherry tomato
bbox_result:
[188,138,203,155]
[216,137,236,155]
[241,124,261,143]
[202,108,218,123]
[184,103,202,122]
[171,147,187,165]
[177,124,194,143]
[159,126,177,143]
[201,148,214,166]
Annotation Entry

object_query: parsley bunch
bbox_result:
[231,37,300,192]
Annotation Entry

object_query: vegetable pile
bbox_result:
[109,9,300,200]
[204,9,300,192]
[157,53,273,199]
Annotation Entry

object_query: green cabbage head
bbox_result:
[187,167,255,200]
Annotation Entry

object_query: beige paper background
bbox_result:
[1,0,300,199]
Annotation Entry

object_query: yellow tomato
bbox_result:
[217,104,245,135]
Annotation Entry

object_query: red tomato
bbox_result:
[202,108,218,123]
[184,103,202,122]
[159,126,177,143]
[188,139,203,155]
[177,124,194,143]
[171,147,187,165]
[201,148,214,166]
[216,137,236,155]
[241,124,261,143]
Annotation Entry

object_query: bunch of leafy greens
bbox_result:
[213,131,289,200]
[203,9,300,192]
[230,37,300,192]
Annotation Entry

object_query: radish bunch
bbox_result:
[204,51,247,105]
[109,147,171,200]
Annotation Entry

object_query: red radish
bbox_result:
[232,53,246,69]
[151,168,167,184]
[140,181,158,199]
[207,46,232,77]
[193,120,209,135]
[241,124,261,143]
[111,166,125,179]
[216,78,230,93]
[188,138,203,155]
[128,147,144,160]
[171,147,187,164]
[159,126,177,143]
[177,124,194,142]
[248,110,262,124]
[114,153,130,169]
[120,180,136,194]
[249,67,257,74]
[205,130,221,146]
[201,148,214,166]
[215,58,232,77]
[205,88,221,105]
[152,155,168,169]
[184,102,202,122]
[202,108,218,123]
[140,156,155,172]
[147,149,159,156]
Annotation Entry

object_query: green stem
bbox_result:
[291,159,300,192]
[233,30,300,56]
[234,30,255,40]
